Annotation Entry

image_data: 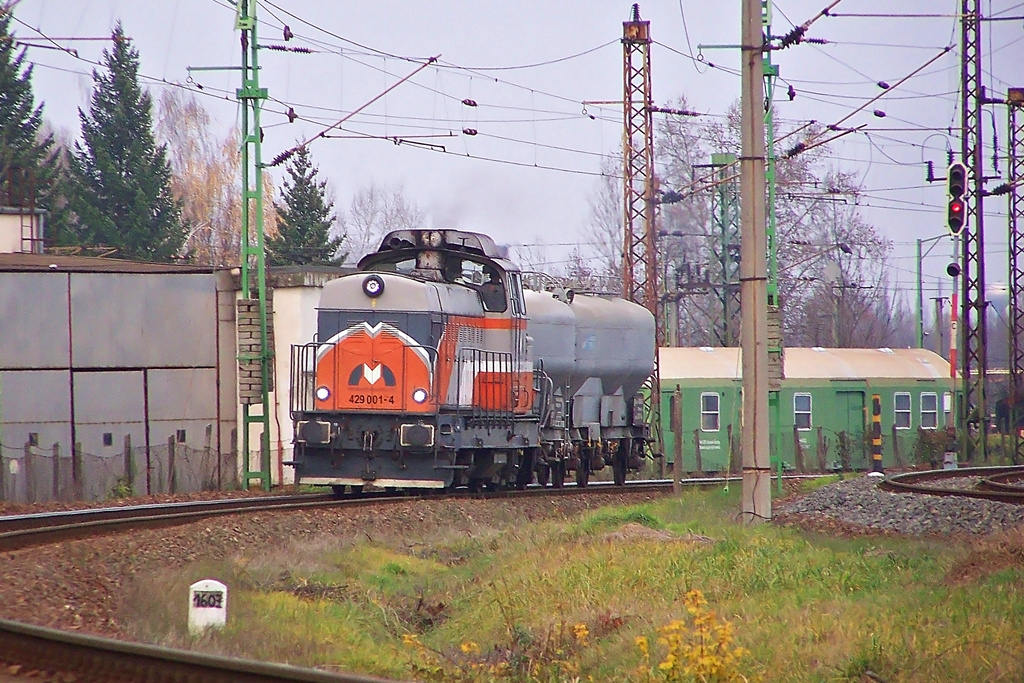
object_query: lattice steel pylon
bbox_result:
[710,153,741,347]
[959,0,989,460]
[622,4,662,457]
[1009,88,1024,464]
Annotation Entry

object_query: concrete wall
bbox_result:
[239,269,344,486]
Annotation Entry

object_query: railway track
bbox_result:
[0,479,681,682]
[880,465,1024,503]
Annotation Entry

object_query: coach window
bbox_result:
[700,392,720,432]
[894,392,912,429]
[920,392,938,429]
[794,393,812,430]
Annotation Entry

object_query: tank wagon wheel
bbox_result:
[331,485,346,498]
[612,451,627,487]
[551,461,565,488]
[575,457,590,488]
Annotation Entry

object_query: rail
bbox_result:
[0,617,403,683]
[880,465,1024,504]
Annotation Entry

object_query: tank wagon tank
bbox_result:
[287,229,654,492]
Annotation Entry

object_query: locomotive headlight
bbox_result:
[315,385,331,402]
[362,274,385,298]
[411,388,429,404]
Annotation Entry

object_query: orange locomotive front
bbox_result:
[288,230,542,492]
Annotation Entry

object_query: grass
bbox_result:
[122,484,1024,682]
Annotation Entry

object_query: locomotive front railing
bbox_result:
[290,343,318,415]
[456,348,515,423]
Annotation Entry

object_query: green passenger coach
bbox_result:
[659,347,954,473]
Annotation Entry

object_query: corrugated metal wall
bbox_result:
[0,268,235,502]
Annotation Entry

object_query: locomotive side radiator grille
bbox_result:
[457,348,515,423]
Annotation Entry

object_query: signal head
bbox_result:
[947,198,965,234]
[946,262,961,278]
[947,162,967,199]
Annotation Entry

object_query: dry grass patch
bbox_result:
[944,524,1024,586]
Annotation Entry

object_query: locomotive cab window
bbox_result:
[477,265,507,312]
[508,272,526,317]
[794,393,812,431]
[894,392,912,429]
[920,392,938,429]
[700,392,720,432]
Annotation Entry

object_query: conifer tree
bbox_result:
[0,10,55,214]
[67,24,184,261]
[267,145,344,266]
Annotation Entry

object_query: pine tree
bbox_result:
[0,10,55,212]
[67,24,184,261]
[267,146,344,266]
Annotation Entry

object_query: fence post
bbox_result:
[671,386,682,494]
[692,428,703,473]
[52,443,60,500]
[230,428,238,489]
[72,442,83,500]
[168,436,177,494]
[891,424,904,468]
[0,445,6,501]
[123,434,134,495]
[792,427,805,473]
[23,442,34,504]
[204,424,214,490]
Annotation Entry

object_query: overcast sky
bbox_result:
[8,0,1023,304]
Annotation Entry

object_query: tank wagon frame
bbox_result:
[287,229,655,491]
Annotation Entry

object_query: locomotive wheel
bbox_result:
[551,461,565,488]
[613,451,627,486]
[537,463,550,487]
[516,449,535,490]
[576,458,590,488]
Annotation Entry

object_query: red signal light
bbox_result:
[947,198,965,234]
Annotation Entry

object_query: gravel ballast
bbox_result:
[775,474,1024,535]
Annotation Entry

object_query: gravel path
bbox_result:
[775,474,1024,535]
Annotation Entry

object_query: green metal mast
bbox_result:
[236,0,272,491]
[710,152,741,347]
[763,0,784,486]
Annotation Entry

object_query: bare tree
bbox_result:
[344,182,426,263]
[584,95,909,348]
[156,90,276,267]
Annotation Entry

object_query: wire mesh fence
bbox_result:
[0,437,240,504]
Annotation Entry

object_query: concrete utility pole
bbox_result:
[740,0,771,522]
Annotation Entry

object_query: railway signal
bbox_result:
[946,162,967,234]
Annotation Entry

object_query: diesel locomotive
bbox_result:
[287,229,655,491]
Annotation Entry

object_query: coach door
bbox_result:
[836,390,866,469]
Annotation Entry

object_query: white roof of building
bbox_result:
[659,347,951,381]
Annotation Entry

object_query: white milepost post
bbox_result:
[188,579,227,635]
